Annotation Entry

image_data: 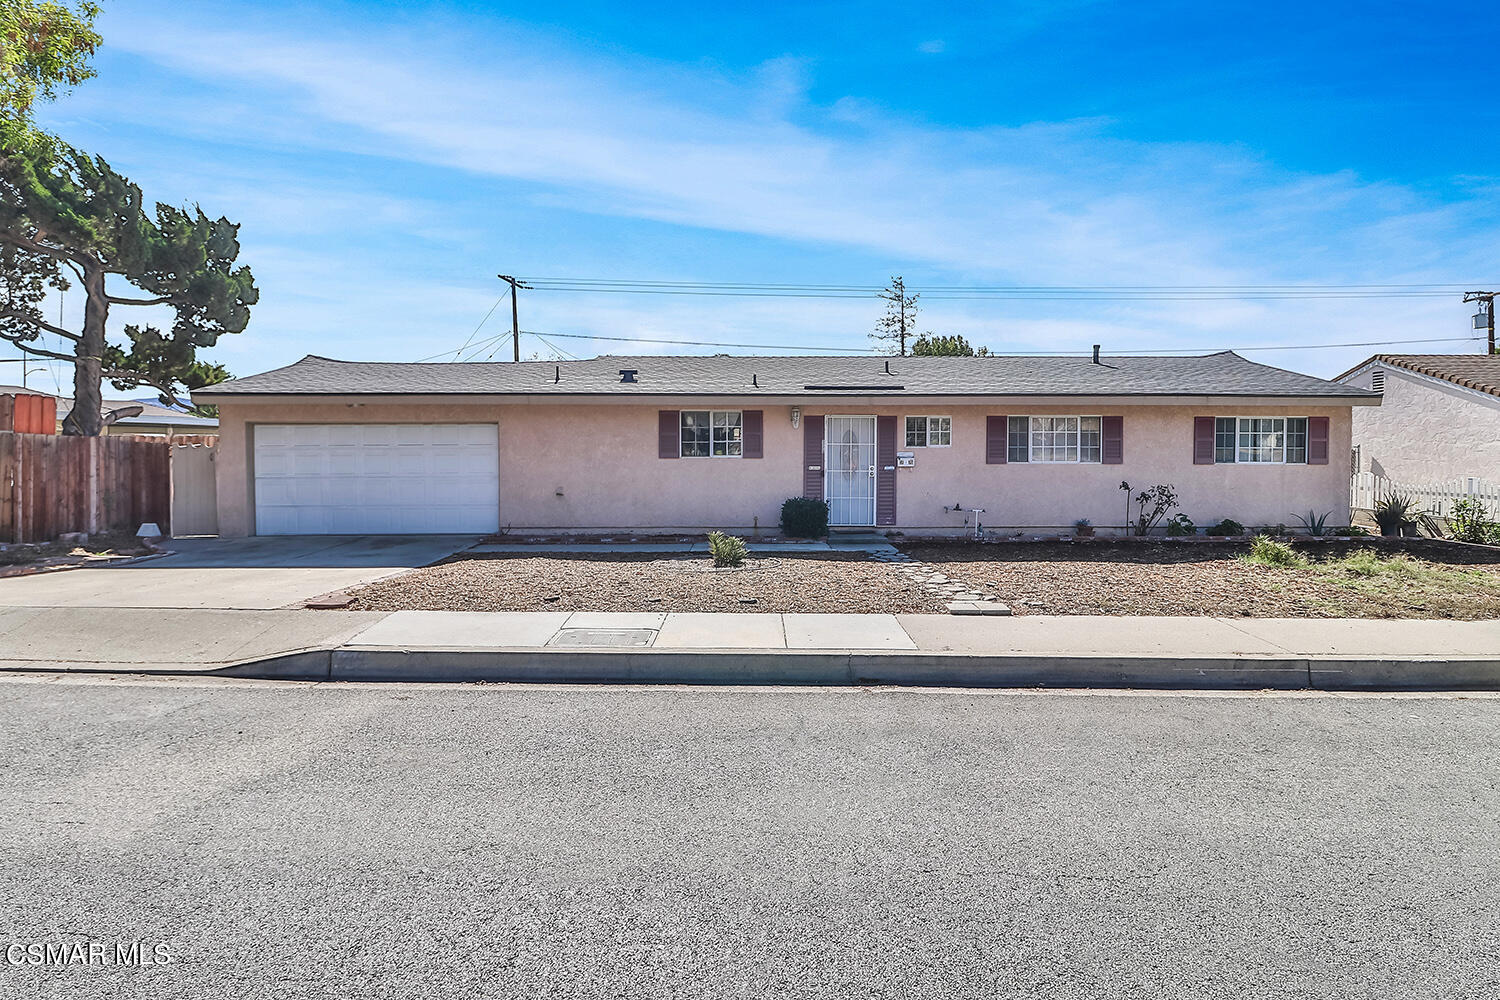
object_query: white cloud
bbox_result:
[917,39,946,54]
[69,5,1500,376]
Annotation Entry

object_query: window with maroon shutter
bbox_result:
[742,410,763,459]
[658,410,679,459]
[1193,416,1215,464]
[802,415,824,499]
[985,416,1007,464]
[1307,416,1330,465]
[1101,416,1123,464]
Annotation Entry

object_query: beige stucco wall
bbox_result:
[214,398,1353,536]
[1345,365,1500,483]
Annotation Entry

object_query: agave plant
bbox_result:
[1372,492,1418,537]
[1292,510,1331,536]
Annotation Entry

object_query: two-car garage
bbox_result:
[252,424,500,535]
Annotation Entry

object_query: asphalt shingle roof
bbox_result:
[195,352,1374,400]
[1343,354,1500,399]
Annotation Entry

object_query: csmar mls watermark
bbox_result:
[3,940,174,968]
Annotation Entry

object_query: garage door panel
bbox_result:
[254,423,499,535]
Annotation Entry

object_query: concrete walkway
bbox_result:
[2,607,1498,690]
[0,535,477,610]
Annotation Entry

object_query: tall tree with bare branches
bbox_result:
[870,275,922,356]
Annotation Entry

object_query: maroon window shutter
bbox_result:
[658,410,679,459]
[1193,416,1215,465]
[986,416,1007,464]
[742,410,763,459]
[1307,416,1330,465]
[875,414,897,526]
[1101,415,1123,465]
[802,415,824,499]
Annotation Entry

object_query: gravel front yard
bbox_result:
[900,539,1500,619]
[346,552,944,614]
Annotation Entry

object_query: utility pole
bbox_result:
[498,275,532,362]
[1465,291,1496,355]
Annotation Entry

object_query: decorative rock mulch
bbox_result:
[869,548,1012,616]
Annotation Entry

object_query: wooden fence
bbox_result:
[1351,472,1500,518]
[0,431,174,543]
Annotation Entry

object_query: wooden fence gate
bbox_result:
[170,439,219,536]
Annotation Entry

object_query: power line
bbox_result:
[417,328,1482,363]
[414,330,509,363]
[530,332,578,360]
[521,330,1484,356]
[445,294,506,362]
[519,277,1491,301]
[520,330,881,353]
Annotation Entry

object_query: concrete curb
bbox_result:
[198,646,1500,691]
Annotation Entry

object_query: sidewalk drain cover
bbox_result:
[548,628,656,648]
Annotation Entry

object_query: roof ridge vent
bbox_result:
[618,368,639,384]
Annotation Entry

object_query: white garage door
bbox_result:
[253,424,500,535]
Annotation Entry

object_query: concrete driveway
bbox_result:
[0,535,475,610]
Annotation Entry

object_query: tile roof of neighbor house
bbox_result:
[0,385,220,427]
[196,351,1376,400]
[1338,354,1500,399]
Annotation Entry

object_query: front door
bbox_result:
[824,415,877,526]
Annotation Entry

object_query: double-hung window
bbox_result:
[680,410,742,458]
[904,415,952,447]
[1217,416,1308,464]
[1007,416,1103,463]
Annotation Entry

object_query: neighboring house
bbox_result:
[195,351,1376,537]
[0,385,220,436]
[1334,355,1500,484]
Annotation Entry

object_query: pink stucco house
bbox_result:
[194,351,1378,537]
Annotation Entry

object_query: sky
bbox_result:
[19,0,1500,391]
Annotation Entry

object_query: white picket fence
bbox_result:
[1350,473,1500,518]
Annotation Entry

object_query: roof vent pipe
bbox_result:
[618,369,638,384]
[554,365,560,383]
[752,373,759,387]
[1092,344,1101,365]
[884,359,893,375]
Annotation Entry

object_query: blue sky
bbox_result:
[22,0,1500,390]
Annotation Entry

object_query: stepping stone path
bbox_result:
[870,547,1011,616]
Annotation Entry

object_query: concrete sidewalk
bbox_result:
[2,607,1498,690]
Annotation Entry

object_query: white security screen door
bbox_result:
[253,423,500,535]
[824,415,877,526]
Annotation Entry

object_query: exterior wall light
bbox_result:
[790,406,801,428]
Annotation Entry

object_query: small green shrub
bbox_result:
[1165,513,1196,536]
[1449,497,1497,545]
[780,497,830,538]
[1331,525,1370,536]
[1241,535,1306,568]
[1205,518,1246,536]
[707,531,748,567]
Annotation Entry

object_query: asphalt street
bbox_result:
[1,675,1497,999]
